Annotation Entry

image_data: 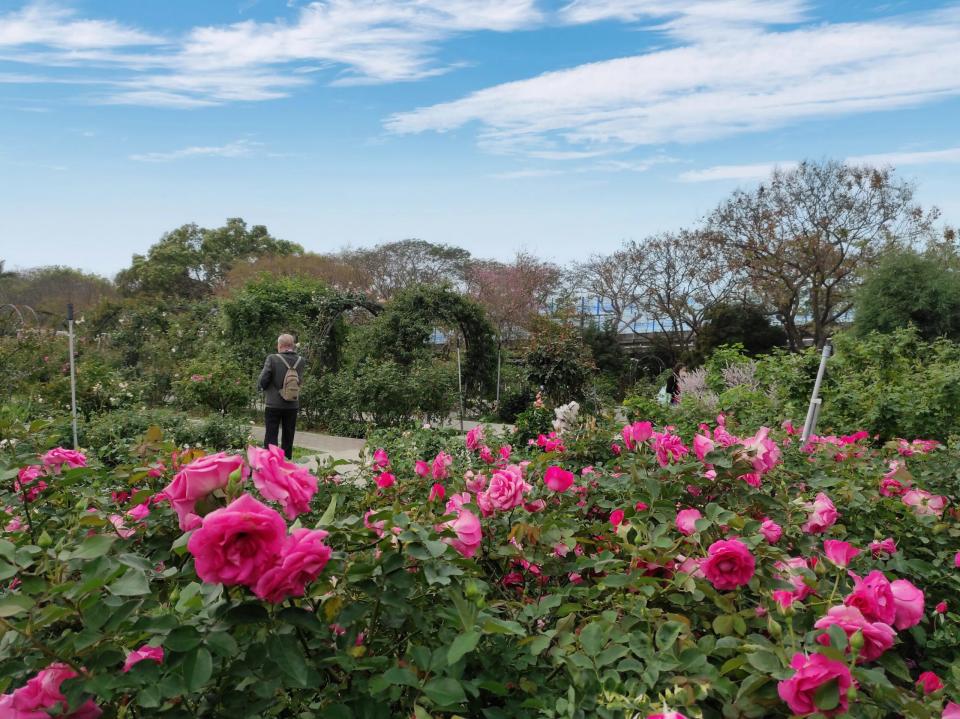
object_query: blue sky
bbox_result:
[2,0,959,277]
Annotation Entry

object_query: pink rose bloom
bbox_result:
[702,538,755,591]
[523,499,547,513]
[944,702,960,719]
[902,489,947,517]
[739,472,761,488]
[479,446,495,464]
[478,465,530,513]
[432,452,453,481]
[254,528,332,603]
[879,476,906,497]
[935,601,947,614]
[635,501,648,511]
[465,472,487,494]
[652,432,689,467]
[610,442,622,456]
[772,590,798,610]
[621,421,653,450]
[247,445,318,520]
[466,426,485,452]
[647,712,688,719]
[364,509,387,537]
[777,652,853,716]
[161,452,245,530]
[740,427,781,474]
[187,494,286,587]
[429,483,445,502]
[890,578,925,629]
[15,466,47,502]
[801,492,838,534]
[775,557,815,601]
[127,501,150,522]
[499,445,512,461]
[955,551,960,568]
[917,671,943,694]
[844,570,896,625]
[41,447,87,472]
[609,508,625,528]
[372,448,389,469]
[823,540,860,568]
[544,465,574,493]
[443,508,482,558]
[675,508,702,537]
[108,514,135,539]
[375,472,396,489]
[760,518,782,544]
[6,663,102,718]
[414,460,430,477]
[869,538,897,557]
[676,555,704,578]
[17,465,43,485]
[692,433,714,462]
[123,645,164,672]
[147,462,166,478]
[445,492,471,513]
[813,605,895,663]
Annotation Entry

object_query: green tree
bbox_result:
[854,248,960,341]
[693,302,787,361]
[116,218,301,298]
[525,322,596,405]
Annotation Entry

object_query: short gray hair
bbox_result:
[277,333,296,350]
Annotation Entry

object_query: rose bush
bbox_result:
[1,406,959,718]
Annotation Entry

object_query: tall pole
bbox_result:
[801,341,831,443]
[67,303,79,450]
[495,342,502,410]
[456,336,464,432]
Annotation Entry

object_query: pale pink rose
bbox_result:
[760,518,782,544]
[247,445,318,520]
[123,645,164,672]
[823,540,860,568]
[692,433,714,462]
[465,472,487,494]
[676,555,705,578]
[364,509,386,537]
[429,483,445,502]
[814,605,895,662]
[375,472,396,489]
[702,538,755,591]
[621,421,653,450]
[543,465,575,493]
[41,448,87,472]
[775,557,814,601]
[917,671,943,694]
[414,460,430,477]
[161,452,245,530]
[187,494,286,587]
[478,465,530,513]
[108,514,136,539]
[740,427,781,474]
[869,538,897,557]
[902,489,947,517]
[432,452,453,481]
[445,492,471,514]
[890,578,925,629]
[844,570,896,625]
[372,448,389,469]
[443,508,482,558]
[254,528,332,603]
[801,492,838,534]
[777,652,852,716]
[675,508,702,536]
[944,702,960,719]
[609,508,625,528]
[466,426,485,452]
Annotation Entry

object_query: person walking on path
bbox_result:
[258,333,305,460]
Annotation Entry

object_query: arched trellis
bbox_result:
[0,304,40,331]
[307,292,384,370]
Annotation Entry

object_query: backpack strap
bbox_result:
[292,356,302,370]
[275,353,294,370]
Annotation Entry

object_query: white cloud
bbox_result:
[679,146,960,182]
[387,9,960,156]
[128,139,262,162]
[0,3,161,48]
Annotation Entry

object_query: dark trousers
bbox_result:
[264,407,298,460]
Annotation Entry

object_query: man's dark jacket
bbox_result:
[258,351,305,409]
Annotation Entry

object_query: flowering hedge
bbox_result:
[1,412,959,718]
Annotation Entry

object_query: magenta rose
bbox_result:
[675,508,702,536]
[123,645,164,673]
[414,460,430,477]
[187,494,286,587]
[621,421,653,450]
[478,465,531,513]
[651,431,689,467]
[739,427,781,474]
[917,671,943,695]
[813,605,895,663]
[890,578,925,629]
[253,527,332,603]
[702,538,755,591]
[372,448,389,469]
[823,540,860,568]
[543,465,574,493]
[869,538,897,556]
[760,518,782,544]
[844,570,896,625]
[5,663,102,718]
[432,452,453,481]
[465,426,484,452]
[247,445,318,520]
[801,492,838,534]
[692,433,714,462]
[41,448,87,472]
[777,652,853,716]
[375,472,396,489]
[609,508,625,528]
[647,712,688,719]
[161,452,245,530]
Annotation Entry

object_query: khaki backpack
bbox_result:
[276,354,303,402]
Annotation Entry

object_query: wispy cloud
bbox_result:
[679,146,960,182]
[128,139,262,162]
[0,1,543,107]
[387,7,960,157]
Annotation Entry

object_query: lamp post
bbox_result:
[67,303,79,449]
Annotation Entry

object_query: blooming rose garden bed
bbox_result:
[1,412,959,718]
